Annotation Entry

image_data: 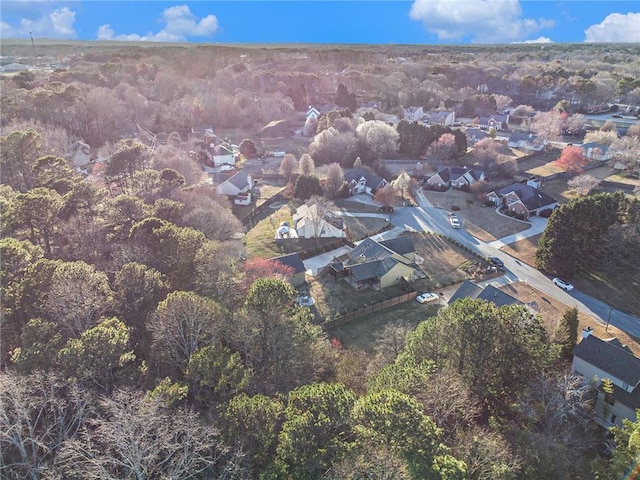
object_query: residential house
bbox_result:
[487,179,558,219]
[507,132,545,151]
[581,142,613,162]
[344,168,389,196]
[448,280,523,307]
[307,104,339,121]
[426,167,486,189]
[269,252,307,287]
[572,331,640,428]
[360,101,382,110]
[190,125,215,141]
[404,106,425,122]
[293,203,345,239]
[465,128,490,146]
[476,114,509,131]
[342,236,422,290]
[66,140,92,169]
[215,170,255,205]
[202,138,238,170]
[426,110,456,127]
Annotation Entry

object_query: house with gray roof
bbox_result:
[508,132,545,151]
[344,168,389,196]
[426,110,455,127]
[580,142,613,161]
[342,236,422,290]
[269,252,307,287]
[487,179,558,219]
[572,332,640,427]
[448,280,523,308]
[464,128,490,146]
[215,170,255,205]
[426,167,486,190]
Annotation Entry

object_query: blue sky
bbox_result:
[1,1,639,44]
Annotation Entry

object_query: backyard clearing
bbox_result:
[423,189,529,242]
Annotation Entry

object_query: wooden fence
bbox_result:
[324,291,417,330]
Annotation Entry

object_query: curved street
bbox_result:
[311,192,640,339]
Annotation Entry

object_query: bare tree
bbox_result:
[149,291,228,370]
[374,185,399,209]
[610,135,640,174]
[0,372,89,480]
[58,388,245,479]
[530,110,563,144]
[582,130,619,146]
[492,94,512,112]
[299,153,315,175]
[305,195,337,240]
[473,137,501,170]
[567,174,601,196]
[426,133,457,165]
[391,171,411,201]
[323,162,344,199]
[279,153,297,183]
[374,320,413,365]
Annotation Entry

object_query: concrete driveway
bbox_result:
[488,215,548,248]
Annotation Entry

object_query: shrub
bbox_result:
[451,205,461,211]
[539,208,554,218]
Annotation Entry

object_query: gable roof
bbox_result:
[344,168,386,189]
[581,142,610,153]
[508,132,538,143]
[494,183,557,211]
[448,280,522,307]
[349,237,395,263]
[348,257,397,281]
[271,252,306,275]
[573,334,640,387]
[379,236,416,256]
[224,169,251,189]
[428,111,453,121]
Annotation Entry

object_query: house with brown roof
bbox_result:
[572,331,640,427]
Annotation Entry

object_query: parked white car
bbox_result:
[552,277,574,291]
[449,216,461,229]
[416,292,439,304]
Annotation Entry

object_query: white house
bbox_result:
[293,203,345,239]
[508,132,545,151]
[344,168,389,196]
[404,106,425,122]
[426,111,456,127]
[581,142,613,162]
[215,170,254,205]
[426,167,486,189]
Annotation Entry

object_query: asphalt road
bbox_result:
[410,189,640,339]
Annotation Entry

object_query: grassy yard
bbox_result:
[327,301,441,352]
[423,189,529,242]
[343,216,391,241]
[243,205,294,259]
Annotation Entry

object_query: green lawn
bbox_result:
[243,205,294,259]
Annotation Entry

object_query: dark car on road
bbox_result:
[488,257,505,270]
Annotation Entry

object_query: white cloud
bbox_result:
[584,12,640,43]
[96,4,218,43]
[512,36,554,44]
[1,6,76,39]
[409,0,554,44]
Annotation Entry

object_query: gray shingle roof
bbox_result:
[573,334,640,387]
[271,252,306,274]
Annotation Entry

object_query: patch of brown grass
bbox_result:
[498,282,640,355]
[423,189,529,242]
[500,234,541,267]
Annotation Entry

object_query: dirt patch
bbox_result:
[423,189,529,242]
[498,282,640,356]
[500,234,541,267]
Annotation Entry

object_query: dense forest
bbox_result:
[2,40,640,479]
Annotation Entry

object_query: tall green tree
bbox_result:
[58,317,136,392]
[402,298,551,413]
[293,174,323,201]
[0,129,40,192]
[13,187,64,256]
[536,192,627,276]
[274,382,356,479]
[352,389,466,480]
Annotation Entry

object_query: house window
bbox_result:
[611,414,617,424]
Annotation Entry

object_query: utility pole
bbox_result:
[29,32,35,54]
